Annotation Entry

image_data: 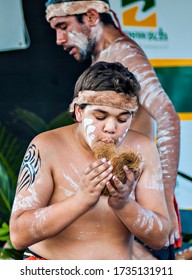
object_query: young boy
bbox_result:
[10,61,170,260]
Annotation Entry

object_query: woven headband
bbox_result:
[46,1,110,21]
[69,90,138,114]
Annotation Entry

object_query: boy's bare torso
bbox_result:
[29,125,140,260]
[28,39,162,259]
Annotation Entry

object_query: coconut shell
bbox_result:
[92,142,142,196]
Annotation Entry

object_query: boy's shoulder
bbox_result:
[29,125,72,150]
[124,129,156,151]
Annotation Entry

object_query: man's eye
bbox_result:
[61,25,67,31]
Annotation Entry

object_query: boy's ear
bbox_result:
[85,9,99,26]
[75,105,83,122]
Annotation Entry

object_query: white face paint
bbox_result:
[83,118,96,147]
[117,128,129,144]
[91,22,102,42]
[68,31,89,59]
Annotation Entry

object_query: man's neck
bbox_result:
[92,24,123,59]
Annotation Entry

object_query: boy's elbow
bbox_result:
[10,230,26,251]
[148,235,169,251]
[150,221,171,250]
[151,236,169,251]
[10,221,27,251]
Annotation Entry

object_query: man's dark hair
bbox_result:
[75,13,116,28]
[70,61,141,119]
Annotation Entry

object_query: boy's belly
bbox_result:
[30,232,133,260]
[29,199,133,260]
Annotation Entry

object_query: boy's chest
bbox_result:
[50,154,92,201]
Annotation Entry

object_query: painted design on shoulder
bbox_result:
[17,144,41,192]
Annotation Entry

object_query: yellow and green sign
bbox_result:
[110,0,192,67]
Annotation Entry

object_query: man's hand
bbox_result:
[167,201,180,245]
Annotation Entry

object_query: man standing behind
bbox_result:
[45,0,181,259]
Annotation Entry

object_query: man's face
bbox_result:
[50,16,91,61]
[77,105,133,148]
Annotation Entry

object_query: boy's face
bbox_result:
[77,105,133,148]
[50,16,91,61]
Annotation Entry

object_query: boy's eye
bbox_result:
[117,114,132,123]
[95,115,106,120]
[117,118,128,123]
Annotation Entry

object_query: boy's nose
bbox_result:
[103,119,116,134]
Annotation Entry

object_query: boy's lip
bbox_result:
[100,139,115,144]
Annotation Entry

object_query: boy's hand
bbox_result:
[76,158,113,208]
[107,165,140,209]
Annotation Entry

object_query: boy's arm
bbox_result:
[108,137,171,250]
[10,135,113,250]
[9,137,87,250]
[121,45,180,243]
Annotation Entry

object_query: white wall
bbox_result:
[0,0,30,51]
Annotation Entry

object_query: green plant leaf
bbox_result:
[0,124,24,224]
[0,235,10,241]
[0,187,11,213]
[0,123,24,187]
[1,222,9,230]
[0,222,9,242]
[0,248,24,260]
[0,165,12,225]
[13,107,48,134]
[48,111,74,129]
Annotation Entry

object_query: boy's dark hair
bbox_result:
[70,61,141,119]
